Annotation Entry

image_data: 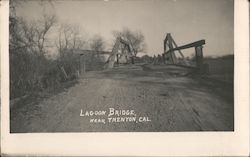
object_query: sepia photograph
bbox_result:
[9,0,234,133]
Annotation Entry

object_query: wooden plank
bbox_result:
[61,66,68,79]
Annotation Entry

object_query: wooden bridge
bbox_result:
[105,37,134,69]
[163,33,207,73]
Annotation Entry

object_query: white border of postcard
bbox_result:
[1,0,249,156]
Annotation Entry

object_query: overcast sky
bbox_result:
[16,0,234,57]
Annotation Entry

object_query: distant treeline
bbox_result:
[204,54,234,60]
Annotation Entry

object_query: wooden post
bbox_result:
[131,56,135,64]
[117,54,119,64]
[195,45,203,72]
[164,39,166,53]
[60,66,68,80]
[162,53,166,64]
[153,55,156,64]
[80,54,85,75]
[168,34,177,64]
[171,37,185,59]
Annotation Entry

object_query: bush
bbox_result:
[10,50,80,99]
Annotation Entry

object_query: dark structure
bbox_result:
[163,33,206,73]
[77,50,111,74]
[106,37,134,68]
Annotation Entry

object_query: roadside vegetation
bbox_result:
[9,0,147,100]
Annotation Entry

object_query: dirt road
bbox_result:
[11,65,234,132]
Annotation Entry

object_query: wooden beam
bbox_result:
[171,36,185,58]
[166,40,205,53]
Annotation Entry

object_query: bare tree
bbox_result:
[56,24,86,55]
[90,35,106,52]
[9,0,29,52]
[113,28,146,57]
[10,0,57,55]
[36,13,57,55]
[10,13,56,57]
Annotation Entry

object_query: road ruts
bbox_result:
[10,65,234,132]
